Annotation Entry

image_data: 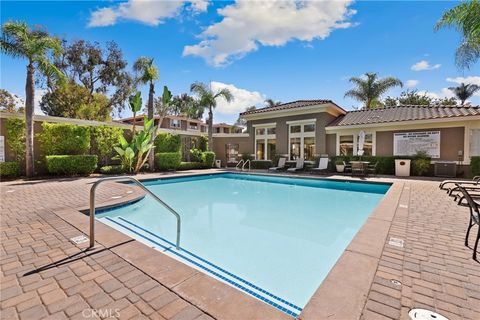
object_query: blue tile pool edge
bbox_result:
[102,216,301,318]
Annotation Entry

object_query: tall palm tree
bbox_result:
[1,22,63,176]
[190,82,233,150]
[265,99,282,107]
[435,0,480,70]
[344,73,403,109]
[133,56,159,170]
[448,83,480,105]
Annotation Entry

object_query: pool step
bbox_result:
[99,216,302,318]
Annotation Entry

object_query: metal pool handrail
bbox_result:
[235,159,244,170]
[89,177,181,250]
[242,159,251,171]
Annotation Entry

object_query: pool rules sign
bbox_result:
[393,131,440,158]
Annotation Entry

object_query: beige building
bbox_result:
[119,115,209,133]
[211,100,480,167]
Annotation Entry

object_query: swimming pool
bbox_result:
[98,173,390,317]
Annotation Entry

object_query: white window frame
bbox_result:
[335,131,376,156]
[254,124,276,160]
[170,119,181,128]
[287,119,316,161]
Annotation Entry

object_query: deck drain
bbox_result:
[390,279,402,286]
[126,190,133,194]
[5,189,15,193]
[70,235,89,245]
[399,204,408,208]
[408,309,448,320]
[388,237,404,248]
[111,195,122,199]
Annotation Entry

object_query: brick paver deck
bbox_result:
[1,172,479,320]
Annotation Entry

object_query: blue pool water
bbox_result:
[98,173,390,317]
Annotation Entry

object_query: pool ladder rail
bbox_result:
[235,159,251,171]
[89,177,181,250]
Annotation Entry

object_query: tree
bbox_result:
[190,82,233,150]
[170,93,203,119]
[133,56,159,170]
[1,22,64,176]
[53,39,133,112]
[128,91,142,135]
[235,105,256,126]
[435,0,480,69]
[448,83,480,105]
[265,99,281,107]
[344,73,403,109]
[40,82,111,121]
[0,89,24,112]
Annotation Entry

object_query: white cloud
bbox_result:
[418,88,455,100]
[446,76,480,87]
[183,0,356,66]
[411,60,441,71]
[88,0,208,27]
[406,80,419,88]
[209,81,265,115]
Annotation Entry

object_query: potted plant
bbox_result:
[335,160,345,173]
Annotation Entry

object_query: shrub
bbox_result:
[411,151,431,176]
[99,165,124,175]
[0,162,20,178]
[155,152,182,171]
[90,126,123,166]
[196,135,208,151]
[154,133,181,153]
[471,156,480,178]
[178,162,208,170]
[40,123,90,155]
[201,151,215,167]
[189,148,203,162]
[46,155,98,175]
[329,156,397,174]
[251,160,272,169]
[6,118,26,162]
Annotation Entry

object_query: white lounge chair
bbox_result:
[287,158,304,172]
[440,176,480,191]
[311,157,328,174]
[269,157,286,171]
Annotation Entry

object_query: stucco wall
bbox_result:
[246,112,337,158]
[326,134,337,156]
[376,126,465,161]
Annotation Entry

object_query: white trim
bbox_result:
[335,131,375,156]
[252,122,276,128]
[213,133,250,138]
[242,103,346,121]
[286,118,317,125]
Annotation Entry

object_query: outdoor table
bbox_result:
[349,161,370,176]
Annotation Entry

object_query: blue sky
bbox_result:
[1,0,479,123]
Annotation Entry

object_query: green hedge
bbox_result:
[99,165,124,175]
[471,156,480,178]
[251,160,272,169]
[155,152,182,171]
[6,118,26,162]
[0,162,21,178]
[46,155,98,175]
[90,126,123,166]
[178,162,208,170]
[201,151,215,167]
[40,123,90,155]
[154,133,181,153]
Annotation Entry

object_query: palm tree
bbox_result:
[265,99,282,107]
[133,56,159,170]
[448,83,480,105]
[1,22,63,176]
[344,73,403,109]
[190,82,233,150]
[435,0,480,69]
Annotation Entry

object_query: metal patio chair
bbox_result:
[456,184,480,260]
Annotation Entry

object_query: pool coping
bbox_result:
[54,170,406,320]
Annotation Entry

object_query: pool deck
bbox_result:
[1,169,479,320]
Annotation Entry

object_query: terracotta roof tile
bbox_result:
[327,105,480,127]
[240,99,340,115]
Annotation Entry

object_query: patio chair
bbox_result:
[367,162,378,176]
[268,157,287,171]
[351,162,365,177]
[439,176,480,191]
[344,161,352,176]
[287,158,304,172]
[311,157,328,174]
[456,184,480,260]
